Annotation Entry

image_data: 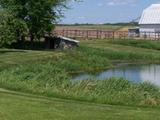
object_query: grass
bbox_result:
[0,39,160,119]
[80,39,160,62]
[1,39,160,72]
[50,43,160,72]
[0,62,160,107]
[56,24,123,31]
[0,89,160,120]
[108,39,160,50]
[0,49,63,70]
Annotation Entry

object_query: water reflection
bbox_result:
[72,64,160,85]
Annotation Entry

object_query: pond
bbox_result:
[72,64,160,85]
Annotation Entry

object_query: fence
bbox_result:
[54,29,160,40]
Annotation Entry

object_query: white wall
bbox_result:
[140,24,160,32]
[139,24,160,38]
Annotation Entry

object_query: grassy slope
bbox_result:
[81,39,160,52]
[108,39,160,50]
[80,39,160,63]
[0,49,63,69]
[0,39,160,119]
[1,39,160,71]
[0,89,160,120]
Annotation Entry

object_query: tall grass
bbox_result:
[1,40,160,107]
[58,45,160,73]
[0,62,159,107]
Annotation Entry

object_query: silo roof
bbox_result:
[139,4,160,24]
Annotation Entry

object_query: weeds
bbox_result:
[0,62,159,107]
[0,40,160,107]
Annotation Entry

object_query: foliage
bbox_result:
[0,0,75,45]
[0,39,160,107]
[0,11,27,46]
[0,62,160,107]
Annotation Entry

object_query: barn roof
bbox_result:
[139,4,160,25]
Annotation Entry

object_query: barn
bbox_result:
[139,4,160,38]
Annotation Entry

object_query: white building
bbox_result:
[139,4,160,38]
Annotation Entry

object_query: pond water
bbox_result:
[72,64,160,85]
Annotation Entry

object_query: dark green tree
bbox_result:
[0,0,76,45]
[0,10,27,46]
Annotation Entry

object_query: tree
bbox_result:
[0,10,27,46]
[0,0,76,45]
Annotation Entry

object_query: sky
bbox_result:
[60,0,160,24]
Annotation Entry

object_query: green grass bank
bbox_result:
[1,90,160,120]
[0,39,160,107]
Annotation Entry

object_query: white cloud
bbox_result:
[78,16,85,19]
[107,2,115,6]
[97,3,103,7]
[106,0,138,6]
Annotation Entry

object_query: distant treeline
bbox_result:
[57,22,138,26]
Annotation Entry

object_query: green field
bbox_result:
[0,39,160,119]
[56,24,126,31]
[1,89,160,120]
[0,49,63,69]
[108,39,160,50]
[0,90,160,120]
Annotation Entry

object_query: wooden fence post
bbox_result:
[86,30,89,39]
[113,31,115,39]
[66,29,68,38]
[105,31,107,39]
[96,30,98,39]
[62,29,65,36]
[74,30,77,38]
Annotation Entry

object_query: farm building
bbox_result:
[139,4,160,38]
[128,27,139,37]
[45,36,79,49]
